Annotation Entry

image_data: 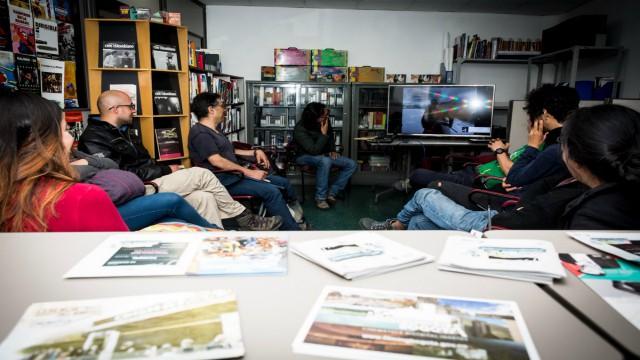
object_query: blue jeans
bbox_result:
[396,188,498,231]
[226,174,300,230]
[296,155,357,201]
[118,193,218,231]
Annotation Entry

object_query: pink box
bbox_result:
[274,48,311,66]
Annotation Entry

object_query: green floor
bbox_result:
[297,185,409,230]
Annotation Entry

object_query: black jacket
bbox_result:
[78,118,171,181]
[561,182,640,230]
[293,121,335,156]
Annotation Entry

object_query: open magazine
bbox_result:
[0,290,244,359]
[291,232,433,280]
[567,232,640,262]
[293,286,540,360]
[64,232,288,278]
[439,236,566,285]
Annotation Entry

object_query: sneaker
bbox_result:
[287,200,304,223]
[393,179,412,192]
[359,217,394,230]
[235,210,283,231]
[326,195,337,205]
[316,200,330,209]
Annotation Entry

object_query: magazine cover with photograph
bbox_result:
[0,290,245,360]
[155,127,183,160]
[39,57,64,108]
[0,49,17,90]
[154,89,182,115]
[385,74,406,83]
[152,43,179,70]
[109,83,137,114]
[14,53,39,92]
[293,286,540,360]
[9,4,35,55]
[57,22,75,60]
[102,41,136,68]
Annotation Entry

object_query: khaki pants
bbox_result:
[148,167,245,227]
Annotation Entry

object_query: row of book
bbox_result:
[254,85,297,106]
[453,34,542,60]
[0,50,77,108]
[188,41,221,72]
[189,73,241,105]
[1,0,76,62]
[359,111,386,130]
[219,106,242,135]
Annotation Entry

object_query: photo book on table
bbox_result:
[567,232,640,262]
[291,232,433,280]
[293,286,540,360]
[64,232,288,278]
[0,290,245,359]
[153,89,181,115]
[152,43,178,70]
[101,41,136,68]
[438,236,566,284]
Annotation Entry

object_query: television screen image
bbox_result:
[388,85,494,137]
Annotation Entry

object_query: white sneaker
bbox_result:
[287,201,304,223]
[393,179,411,192]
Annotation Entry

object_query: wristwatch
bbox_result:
[494,148,506,155]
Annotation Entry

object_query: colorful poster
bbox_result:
[8,4,35,55]
[14,53,39,93]
[38,57,64,108]
[0,50,17,89]
[30,0,54,20]
[34,17,58,55]
[63,60,78,108]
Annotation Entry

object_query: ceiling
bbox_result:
[200,0,593,16]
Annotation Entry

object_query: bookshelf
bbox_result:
[246,81,351,159]
[84,19,190,166]
[188,67,246,142]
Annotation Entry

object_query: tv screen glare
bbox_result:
[388,85,495,137]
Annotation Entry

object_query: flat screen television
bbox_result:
[387,84,495,138]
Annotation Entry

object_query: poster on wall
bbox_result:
[38,57,64,108]
[34,17,58,55]
[8,3,35,55]
[14,53,39,93]
[0,1,11,51]
[31,0,55,20]
[0,50,17,90]
[57,21,73,60]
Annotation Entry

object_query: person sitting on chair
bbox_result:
[360,104,640,231]
[293,102,357,209]
[189,92,303,230]
[403,84,579,192]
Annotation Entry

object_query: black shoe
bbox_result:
[235,210,283,231]
[359,218,395,230]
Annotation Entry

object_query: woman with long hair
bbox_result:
[0,90,128,231]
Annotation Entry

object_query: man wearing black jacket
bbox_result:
[79,90,281,231]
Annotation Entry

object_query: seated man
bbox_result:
[360,174,587,231]
[406,84,579,191]
[79,90,281,231]
[189,92,303,230]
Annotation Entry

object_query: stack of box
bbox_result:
[348,66,385,82]
[274,48,312,81]
[310,49,348,82]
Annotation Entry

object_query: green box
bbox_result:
[312,49,348,67]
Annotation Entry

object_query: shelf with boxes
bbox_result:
[84,19,191,165]
[246,81,351,166]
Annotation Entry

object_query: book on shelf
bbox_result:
[109,83,137,114]
[197,48,221,72]
[0,290,245,359]
[14,53,39,93]
[567,232,640,262]
[38,57,64,108]
[291,232,433,280]
[0,50,16,90]
[385,73,406,83]
[293,286,540,360]
[453,33,541,60]
[64,232,288,278]
[57,21,75,61]
[101,41,136,68]
[155,127,183,160]
[63,60,78,108]
[153,89,181,115]
[152,43,178,70]
[560,252,640,331]
[8,3,35,56]
[438,236,566,284]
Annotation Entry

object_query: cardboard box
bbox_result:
[311,49,348,67]
[274,48,311,66]
[349,66,385,82]
[311,66,347,83]
[275,66,310,81]
[261,66,276,81]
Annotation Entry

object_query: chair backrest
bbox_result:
[507,100,529,150]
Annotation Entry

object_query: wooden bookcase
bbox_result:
[84,19,190,166]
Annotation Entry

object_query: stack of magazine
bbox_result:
[291,232,433,280]
[567,232,640,262]
[293,286,540,360]
[64,232,288,278]
[0,290,245,359]
[438,236,566,284]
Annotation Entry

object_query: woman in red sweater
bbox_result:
[0,90,128,231]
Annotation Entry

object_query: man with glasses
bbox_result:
[78,90,282,231]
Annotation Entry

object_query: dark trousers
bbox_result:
[409,165,476,189]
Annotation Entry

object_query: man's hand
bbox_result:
[320,119,329,135]
[528,119,545,149]
[70,159,89,166]
[488,139,509,152]
[329,151,338,160]
[169,164,181,172]
[245,168,268,180]
[501,180,522,193]
[255,149,270,169]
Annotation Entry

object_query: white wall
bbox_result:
[206,5,558,103]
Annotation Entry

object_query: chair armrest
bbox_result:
[468,188,520,210]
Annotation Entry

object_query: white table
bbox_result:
[486,230,640,358]
[0,230,621,359]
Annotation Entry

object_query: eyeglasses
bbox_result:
[109,103,136,110]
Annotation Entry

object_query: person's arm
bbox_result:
[208,153,266,180]
[234,148,270,169]
[293,123,328,155]
[487,139,513,174]
[506,146,565,187]
[60,184,129,231]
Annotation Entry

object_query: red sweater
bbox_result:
[41,183,129,232]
